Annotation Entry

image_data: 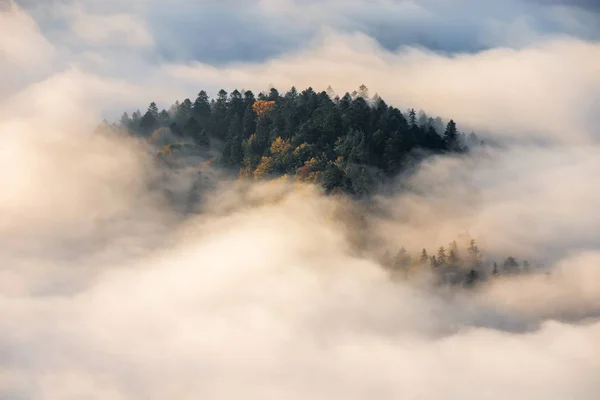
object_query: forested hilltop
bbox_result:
[112,85,482,195]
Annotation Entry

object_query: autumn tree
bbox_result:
[252,100,276,119]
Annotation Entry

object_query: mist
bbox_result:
[2,1,600,399]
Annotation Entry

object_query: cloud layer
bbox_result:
[2,1,600,399]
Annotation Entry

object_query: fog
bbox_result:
[2,1,600,399]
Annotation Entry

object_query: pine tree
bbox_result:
[420,249,429,265]
[467,239,482,268]
[430,255,439,268]
[437,246,447,266]
[444,120,459,150]
[408,109,417,128]
[193,90,211,128]
[148,102,159,118]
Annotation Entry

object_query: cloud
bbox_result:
[0,2,56,94]
[370,145,600,263]
[166,32,600,144]
[2,3,600,399]
[2,117,600,398]
[16,0,600,65]
[2,52,600,398]
[60,7,154,48]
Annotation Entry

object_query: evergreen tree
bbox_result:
[430,255,439,269]
[420,249,429,265]
[139,110,157,135]
[408,108,417,128]
[158,109,170,127]
[444,119,459,150]
[148,102,159,119]
[357,84,369,99]
[437,246,447,266]
[193,90,211,128]
[467,239,482,268]
[503,257,520,274]
[464,269,479,287]
[448,241,460,265]
[242,105,257,138]
[119,112,131,129]
[212,89,229,139]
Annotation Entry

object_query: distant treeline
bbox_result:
[108,85,483,195]
[381,239,536,287]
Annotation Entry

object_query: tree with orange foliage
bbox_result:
[252,100,275,118]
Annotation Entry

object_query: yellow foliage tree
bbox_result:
[252,100,275,118]
[254,156,275,180]
[239,156,254,179]
[270,137,292,156]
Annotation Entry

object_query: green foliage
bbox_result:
[118,85,478,194]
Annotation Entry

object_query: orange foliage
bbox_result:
[270,137,292,156]
[253,156,274,180]
[252,100,275,118]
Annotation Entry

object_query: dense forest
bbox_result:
[108,85,483,195]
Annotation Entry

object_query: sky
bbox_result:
[1,1,600,399]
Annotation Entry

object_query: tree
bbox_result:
[467,239,482,268]
[464,269,479,287]
[322,162,345,192]
[254,156,275,179]
[228,135,244,167]
[326,85,336,99]
[393,247,412,271]
[212,89,229,139]
[444,119,459,150]
[430,255,439,269]
[228,89,245,117]
[253,100,276,119]
[148,102,159,118]
[357,84,369,99]
[119,112,131,129]
[193,90,211,127]
[503,257,520,274]
[139,111,157,135]
[448,249,459,266]
[268,88,280,101]
[194,129,210,147]
[158,109,170,127]
[437,246,447,266]
[408,109,417,128]
[183,117,209,146]
[448,241,460,265]
[492,262,500,276]
[175,99,193,126]
[243,90,256,108]
[243,105,257,138]
[420,249,429,265]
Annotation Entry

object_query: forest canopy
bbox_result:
[110,86,482,195]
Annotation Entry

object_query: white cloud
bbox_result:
[166,32,600,144]
[59,6,154,48]
[1,3,600,399]
[0,1,56,93]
